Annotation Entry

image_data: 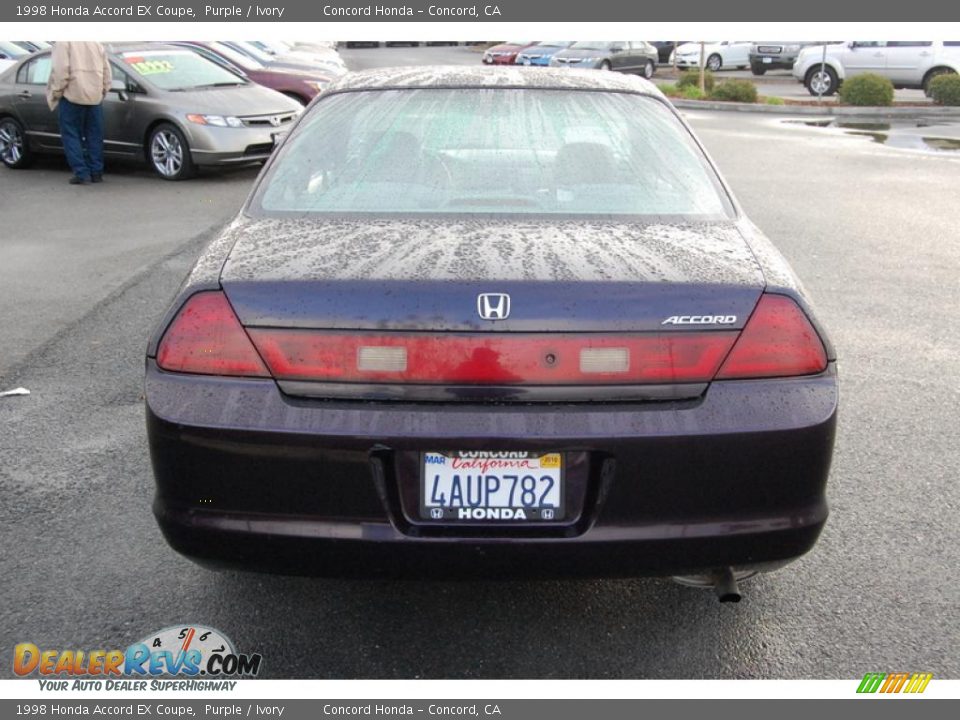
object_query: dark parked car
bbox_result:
[146,67,836,600]
[170,40,332,104]
[0,43,302,180]
[749,41,820,74]
[549,41,659,78]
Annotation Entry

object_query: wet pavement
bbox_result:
[781,117,960,153]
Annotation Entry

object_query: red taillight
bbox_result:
[715,294,827,380]
[246,330,739,385]
[156,291,269,377]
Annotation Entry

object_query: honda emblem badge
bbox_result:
[477,293,511,321]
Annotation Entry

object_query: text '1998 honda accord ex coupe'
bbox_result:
[145,67,837,601]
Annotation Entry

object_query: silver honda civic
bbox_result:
[0,42,302,180]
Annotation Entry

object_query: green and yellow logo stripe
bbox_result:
[857,672,933,694]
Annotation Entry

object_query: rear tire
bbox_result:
[147,123,195,181]
[642,60,655,79]
[805,65,838,96]
[0,116,32,169]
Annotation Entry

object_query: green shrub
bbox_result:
[677,70,715,93]
[929,73,960,106]
[709,79,758,103]
[765,96,785,106]
[679,84,706,100]
[656,82,678,97]
[838,73,894,106]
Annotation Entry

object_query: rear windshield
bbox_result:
[119,49,245,90]
[252,88,733,219]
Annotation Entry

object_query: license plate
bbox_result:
[762,57,773,64]
[421,451,563,522]
[522,58,531,65]
[271,130,288,146]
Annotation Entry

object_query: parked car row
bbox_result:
[484,41,660,78]
[792,40,960,96]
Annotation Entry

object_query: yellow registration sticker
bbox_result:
[127,59,174,76]
[540,453,561,469]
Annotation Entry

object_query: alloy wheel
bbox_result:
[809,70,832,95]
[0,121,24,166]
[151,129,184,178]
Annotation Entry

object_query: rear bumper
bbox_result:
[145,361,837,577]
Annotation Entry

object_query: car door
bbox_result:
[609,42,634,71]
[624,40,644,72]
[11,54,60,150]
[725,42,751,67]
[883,41,934,86]
[841,41,887,79]
[100,63,142,157]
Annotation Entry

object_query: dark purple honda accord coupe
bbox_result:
[145,67,837,600]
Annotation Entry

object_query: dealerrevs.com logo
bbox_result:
[856,672,933,694]
[14,626,262,691]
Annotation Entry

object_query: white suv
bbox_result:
[793,41,960,96]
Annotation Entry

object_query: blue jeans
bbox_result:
[59,97,104,179]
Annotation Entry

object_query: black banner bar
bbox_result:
[3,0,960,22]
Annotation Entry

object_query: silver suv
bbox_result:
[793,40,960,96]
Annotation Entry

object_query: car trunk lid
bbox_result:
[219,217,765,333]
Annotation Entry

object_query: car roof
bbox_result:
[323,65,661,96]
[106,42,190,55]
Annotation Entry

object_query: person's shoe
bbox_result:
[69,175,90,185]
[91,174,103,183]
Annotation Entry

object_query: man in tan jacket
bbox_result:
[46,41,112,184]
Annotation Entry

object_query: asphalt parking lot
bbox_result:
[1,46,958,679]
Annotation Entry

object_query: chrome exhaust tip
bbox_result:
[671,567,756,602]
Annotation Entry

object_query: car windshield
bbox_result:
[0,41,28,57]
[119,49,245,90]
[253,88,733,219]
[226,41,274,64]
[570,41,616,51]
[207,41,264,70]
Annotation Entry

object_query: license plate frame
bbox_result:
[419,451,565,523]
